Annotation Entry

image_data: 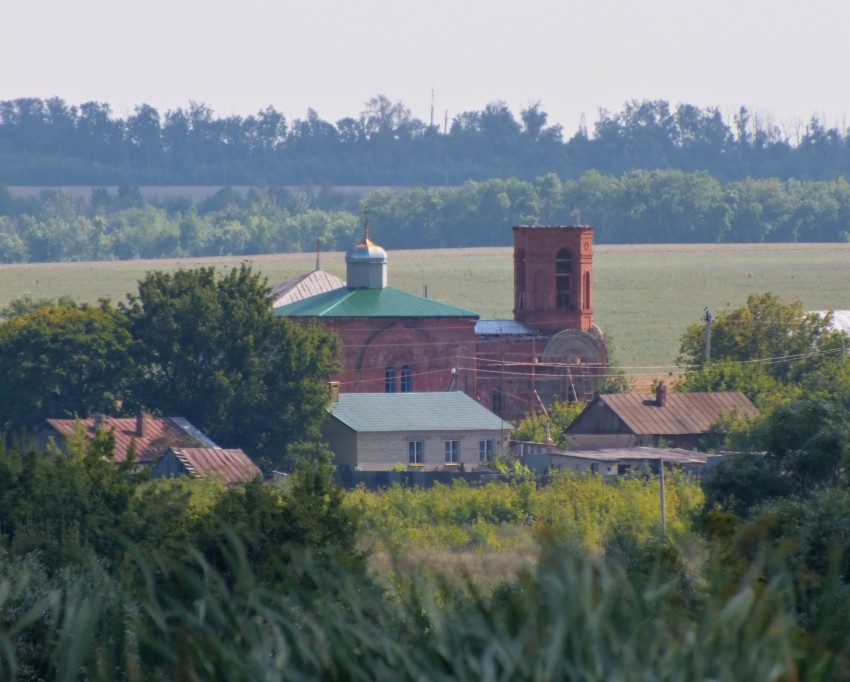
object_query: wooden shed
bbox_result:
[565,384,758,450]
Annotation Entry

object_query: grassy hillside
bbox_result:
[1,242,847,372]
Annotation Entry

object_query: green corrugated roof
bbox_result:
[273,286,479,318]
[328,392,511,432]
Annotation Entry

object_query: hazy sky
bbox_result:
[4,0,849,136]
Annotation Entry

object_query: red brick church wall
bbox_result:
[327,317,478,394]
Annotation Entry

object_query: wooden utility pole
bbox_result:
[703,306,713,364]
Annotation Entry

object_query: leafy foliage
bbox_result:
[511,398,585,448]
[123,264,340,471]
[0,302,134,434]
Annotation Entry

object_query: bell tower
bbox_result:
[513,225,594,333]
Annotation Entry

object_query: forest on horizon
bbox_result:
[1,95,849,186]
[1,95,849,263]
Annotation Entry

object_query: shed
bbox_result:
[152,447,261,485]
[565,384,758,450]
[321,391,512,471]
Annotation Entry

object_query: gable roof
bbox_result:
[163,447,261,485]
[274,286,478,318]
[568,391,758,436]
[270,270,346,308]
[327,391,511,432]
[40,415,217,463]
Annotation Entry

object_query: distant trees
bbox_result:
[0,171,849,264]
[1,96,850,186]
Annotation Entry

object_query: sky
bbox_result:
[3,0,850,137]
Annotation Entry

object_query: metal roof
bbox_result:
[274,286,479,318]
[569,392,758,436]
[327,391,511,432]
[549,447,709,464]
[812,310,850,335]
[168,447,261,485]
[475,319,539,336]
[43,415,217,463]
[270,270,345,307]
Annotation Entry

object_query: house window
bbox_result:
[444,440,459,464]
[492,389,504,416]
[408,440,424,465]
[556,248,572,309]
[385,366,396,393]
[479,439,495,462]
[400,365,412,392]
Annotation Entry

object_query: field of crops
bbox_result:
[1,242,847,372]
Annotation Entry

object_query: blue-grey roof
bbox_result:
[327,392,512,432]
[475,319,539,336]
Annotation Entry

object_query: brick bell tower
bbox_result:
[513,225,594,333]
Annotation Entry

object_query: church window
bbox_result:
[385,366,396,393]
[492,389,504,416]
[584,270,591,309]
[515,249,526,310]
[556,249,572,309]
[400,365,412,392]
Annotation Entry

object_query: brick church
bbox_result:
[273,225,609,421]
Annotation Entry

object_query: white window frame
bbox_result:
[444,440,459,464]
[479,439,495,462]
[408,440,424,465]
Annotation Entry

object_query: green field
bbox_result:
[1,242,848,375]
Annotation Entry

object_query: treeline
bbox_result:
[0,170,848,263]
[1,96,849,185]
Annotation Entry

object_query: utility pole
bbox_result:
[659,454,666,538]
[703,306,713,364]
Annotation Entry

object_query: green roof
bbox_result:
[273,286,478,318]
[328,392,511,432]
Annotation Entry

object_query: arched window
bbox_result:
[584,270,591,310]
[384,366,396,393]
[515,249,526,310]
[556,249,572,309]
[400,365,412,392]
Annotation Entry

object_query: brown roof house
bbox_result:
[565,383,758,450]
[151,447,261,485]
[35,413,218,465]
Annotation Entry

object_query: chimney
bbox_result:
[136,411,147,437]
[94,414,107,431]
[655,382,667,407]
[328,381,340,403]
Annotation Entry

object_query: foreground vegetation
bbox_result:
[2,437,850,680]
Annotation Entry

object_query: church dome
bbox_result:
[345,231,387,264]
[345,230,388,289]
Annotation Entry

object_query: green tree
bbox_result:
[512,399,586,448]
[677,293,848,398]
[124,265,340,471]
[0,303,134,434]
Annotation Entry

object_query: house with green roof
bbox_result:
[321,391,511,471]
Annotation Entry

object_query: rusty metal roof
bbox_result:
[270,270,346,308]
[43,415,216,464]
[168,447,261,485]
[569,392,758,436]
